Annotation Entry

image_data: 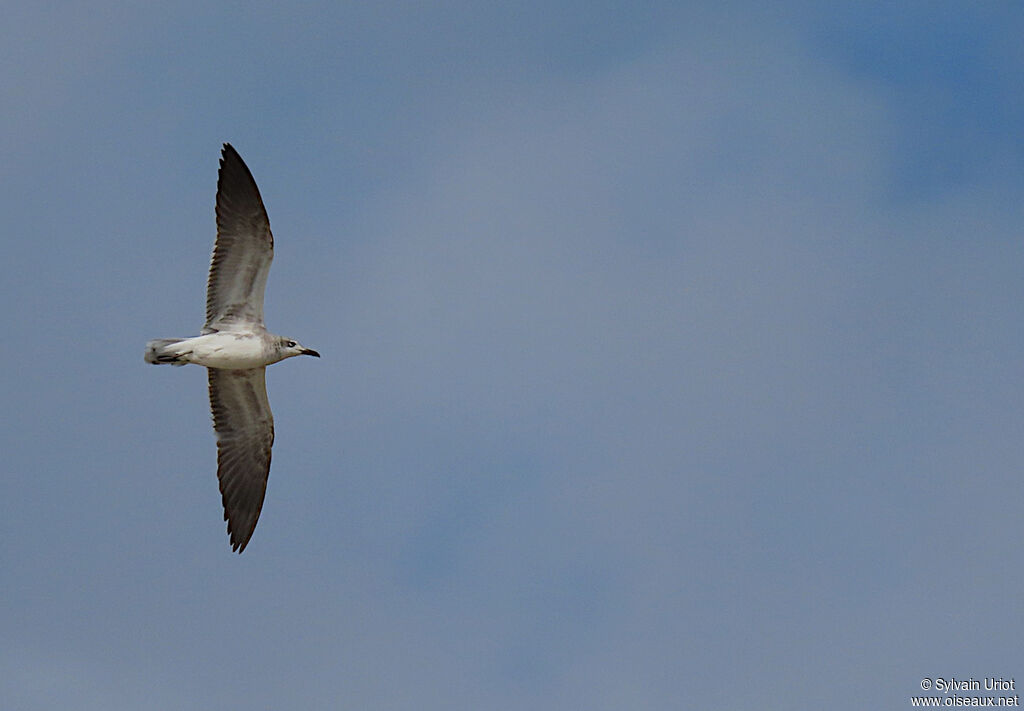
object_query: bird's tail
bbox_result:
[145,338,192,366]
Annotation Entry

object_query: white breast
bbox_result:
[188,332,271,369]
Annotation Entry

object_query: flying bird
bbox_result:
[145,143,319,553]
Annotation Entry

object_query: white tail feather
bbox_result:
[145,338,191,366]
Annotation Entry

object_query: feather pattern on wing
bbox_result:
[204,143,274,332]
[208,367,275,553]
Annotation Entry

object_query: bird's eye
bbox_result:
[286,340,296,348]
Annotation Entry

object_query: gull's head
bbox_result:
[278,337,320,360]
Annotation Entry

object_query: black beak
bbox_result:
[302,348,321,358]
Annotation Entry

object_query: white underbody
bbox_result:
[175,331,280,369]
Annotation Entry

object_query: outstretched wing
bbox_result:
[208,367,275,553]
[204,143,274,332]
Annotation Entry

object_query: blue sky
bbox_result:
[2,2,1023,708]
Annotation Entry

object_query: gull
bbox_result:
[145,143,319,553]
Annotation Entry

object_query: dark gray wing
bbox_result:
[204,143,274,333]
[208,367,275,553]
